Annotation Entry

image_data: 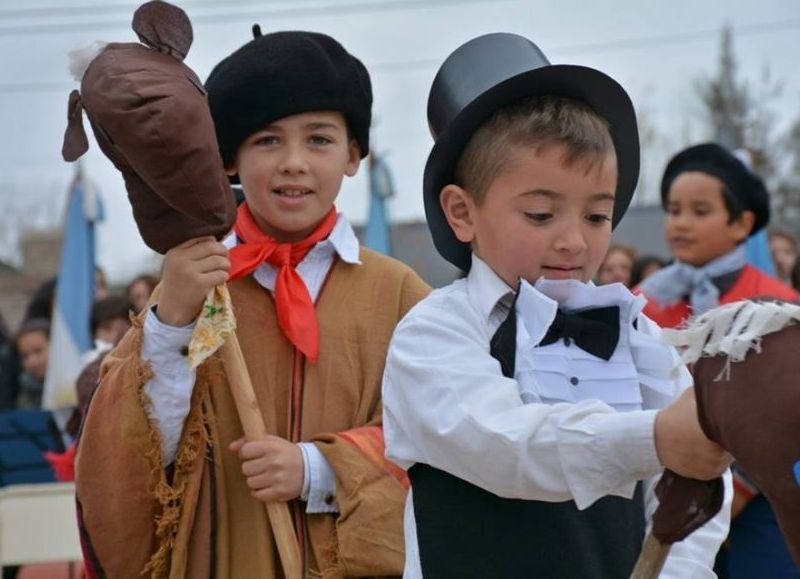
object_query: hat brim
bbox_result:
[423,64,640,271]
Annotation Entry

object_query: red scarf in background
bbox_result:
[228,204,337,362]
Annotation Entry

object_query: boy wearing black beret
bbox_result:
[638,144,799,576]
[76,28,428,578]
[639,142,797,327]
[383,33,731,578]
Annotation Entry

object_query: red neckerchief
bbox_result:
[228,203,337,362]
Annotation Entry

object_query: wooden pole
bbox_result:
[220,332,303,579]
[630,532,670,579]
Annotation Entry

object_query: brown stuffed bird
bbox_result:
[61,0,236,254]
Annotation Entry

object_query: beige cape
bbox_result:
[76,249,430,578]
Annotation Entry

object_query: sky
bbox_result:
[1,0,799,282]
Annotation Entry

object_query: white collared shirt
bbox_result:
[383,254,731,579]
[140,213,360,513]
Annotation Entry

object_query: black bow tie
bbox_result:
[539,306,620,361]
[490,302,621,378]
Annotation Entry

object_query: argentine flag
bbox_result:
[745,229,777,276]
[43,174,103,410]
[364,150,394,256]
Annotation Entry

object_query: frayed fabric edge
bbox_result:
[125,313,211,579]
[661,300,800,380]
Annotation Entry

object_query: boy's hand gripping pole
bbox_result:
[220,333,303,579]
[192,285,303,579]
[630,470,723,579]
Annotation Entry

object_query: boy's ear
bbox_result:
[225,164,238,178]
[440,184,476,244]
[731,210,756,242]
[344,140,361,177]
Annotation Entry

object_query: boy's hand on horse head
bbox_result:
[229,435,306,503]
[655,387,732,481]
[156,236,230,327]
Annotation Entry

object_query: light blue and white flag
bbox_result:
[43,172,103,410]
[364,150,394,256]
[745,229,777,276]
[733,149,777,276]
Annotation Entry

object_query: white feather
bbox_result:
[68,41,108,82]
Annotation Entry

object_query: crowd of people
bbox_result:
[0,269,158,419]
[596,230,800,294]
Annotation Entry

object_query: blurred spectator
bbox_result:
[630,255,667,288]
[125,273,159,313]
[23,277,56,322]
[0,312,21,410]
[89,295,133,357]
[13,319,50,409]
[768,230,797,286]
[596,244,636,287]
[790,259,800,292]
[95,266,109,300]
[65,296,133,438]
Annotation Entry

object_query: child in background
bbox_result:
[87,295,133,360]
[125,273,159,314]
[638,143,797,326]
[630,255,666,288]
[769,229,798,287]
[638,142,799,578]
[596,243,636,287]
[14,318,50,409]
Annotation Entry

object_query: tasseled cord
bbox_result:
[662,300,800,379]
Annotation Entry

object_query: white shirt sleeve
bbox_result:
[297,442,339,514]
[383,303,663,510]
[141,307,196,465]
[644,469,733,578]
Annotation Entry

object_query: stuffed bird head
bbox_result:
[61,0,236,254]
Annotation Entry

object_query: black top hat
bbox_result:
[661,143,770,236]
[424,33,640,271]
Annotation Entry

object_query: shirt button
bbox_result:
[570,376,579,386]
[324,494,335,505]
[179,346,189,357]
[563,337,572,346]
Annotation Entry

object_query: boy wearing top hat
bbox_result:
[637,144,799,577]
[76,28,428,578]
[382,33,732,577]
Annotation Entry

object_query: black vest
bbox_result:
[408,303,645,578]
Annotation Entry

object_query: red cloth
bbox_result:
[44,444,76,482]
[338,426,410,490]
[638,265,799,329]
[228,204,337,362]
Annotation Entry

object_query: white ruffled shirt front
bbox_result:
[516,276,683,413]
[383,254,731,579]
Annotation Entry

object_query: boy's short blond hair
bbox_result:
[454,95,616,203]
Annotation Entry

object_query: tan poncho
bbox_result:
[75,249,429,578]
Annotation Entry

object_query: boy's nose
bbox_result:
[669,212,692,230]
[553,224,587,254]
[278,145,310,174]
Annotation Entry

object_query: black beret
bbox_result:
[661,143,770,235]
[205,30,372,167]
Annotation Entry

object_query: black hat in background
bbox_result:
[423,32,640,271]
[661,143,770,235]
[206,29,372,169]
